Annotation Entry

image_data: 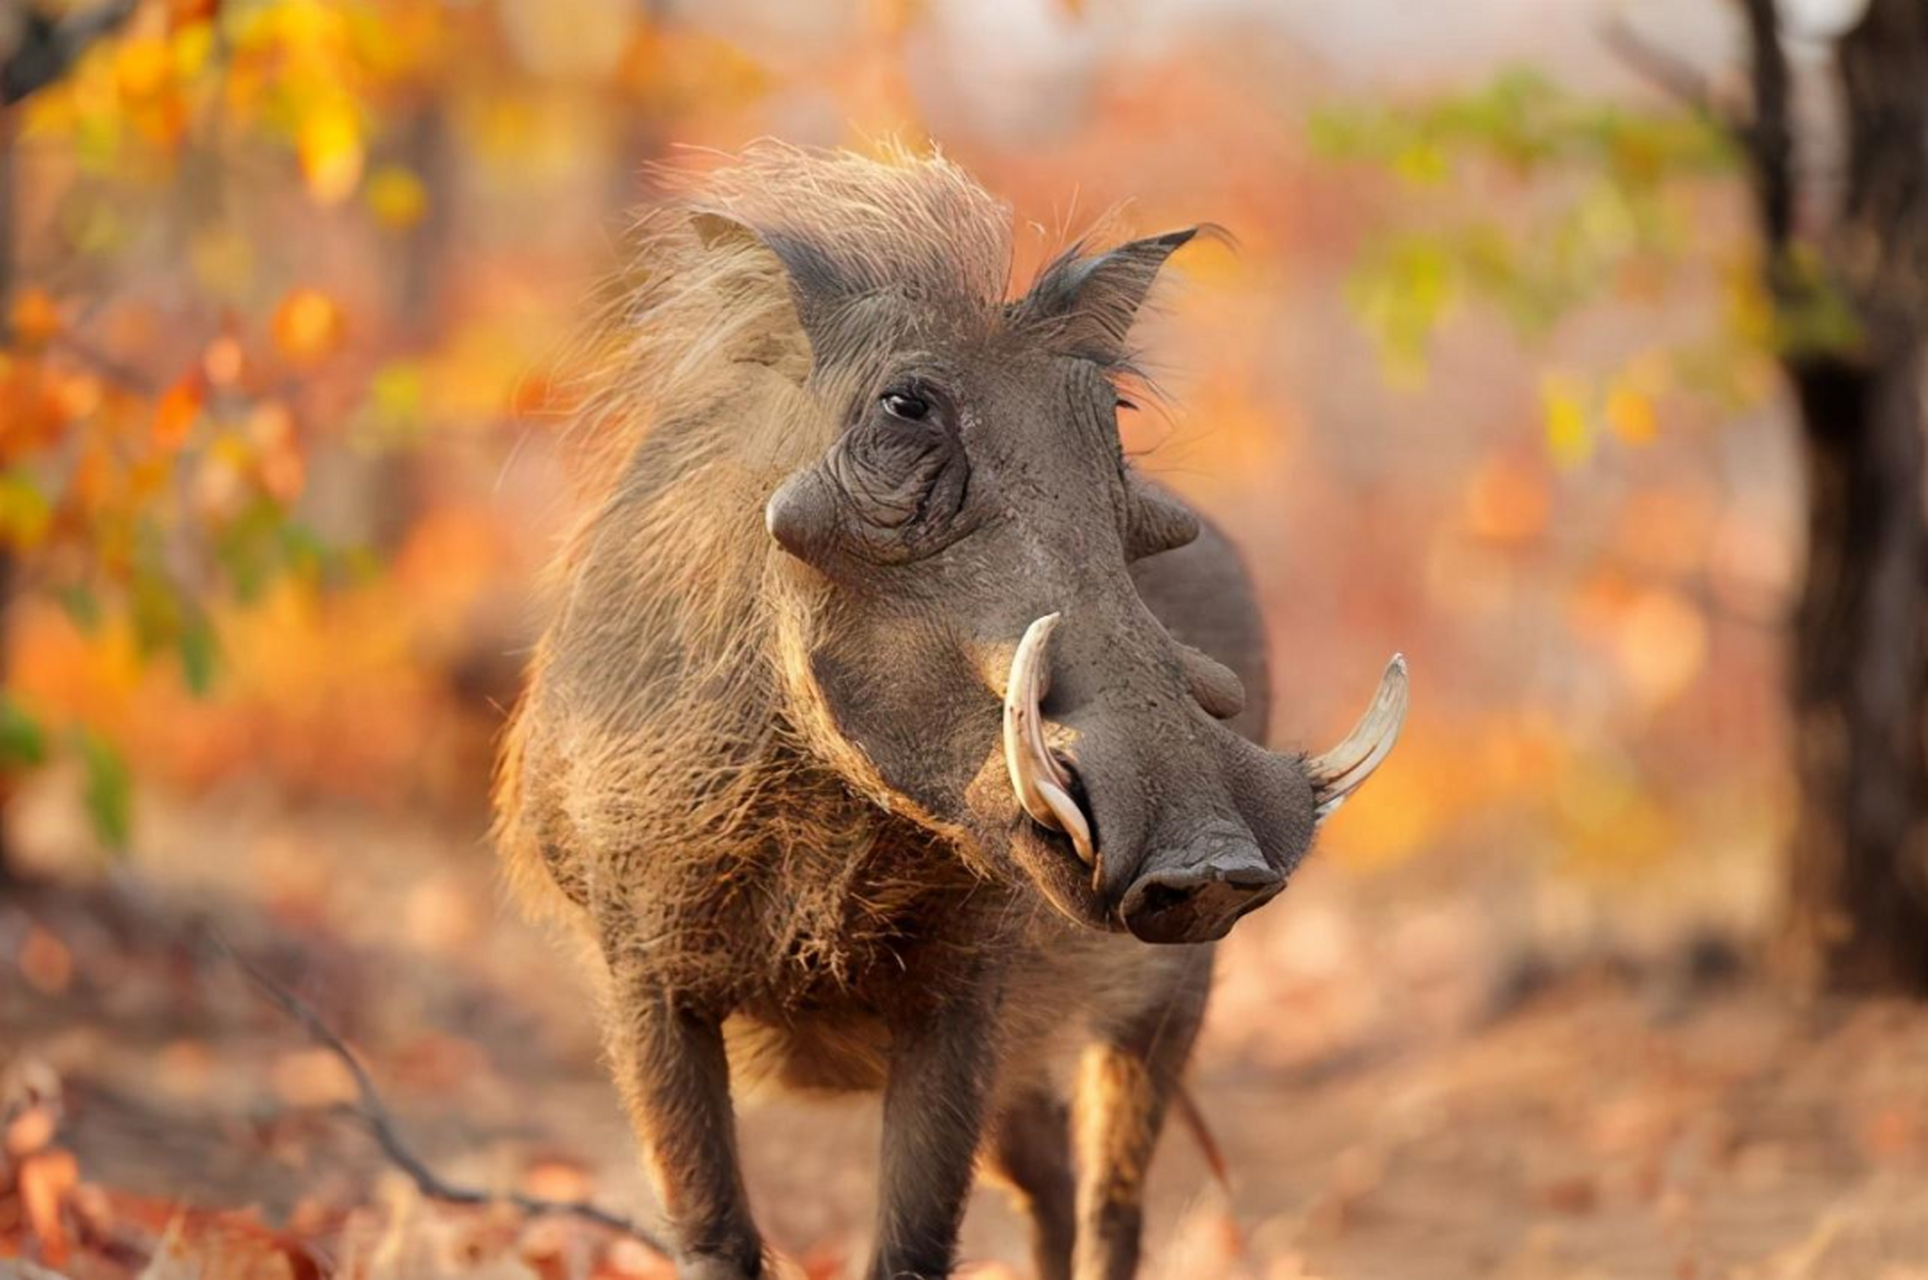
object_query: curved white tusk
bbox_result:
[1002,613,1095,866]
[1307,654,1409,824]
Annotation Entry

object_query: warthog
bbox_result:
[495,144,1405,1280]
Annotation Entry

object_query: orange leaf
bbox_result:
[202,333,244,387]
[0,363,73,461]
[5,1101,57,1159]
[1607,384,1659,446]
[154,376,205,449]
[1463,456,1550,545]
[20,1147,79,1266]
[19,923,73,995]
[9,288,61,353]
[249,401,305,503]
[270,289,345,366]
[169,0,220,31]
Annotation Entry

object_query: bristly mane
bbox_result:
[493,142,1153,994]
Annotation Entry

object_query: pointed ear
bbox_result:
[1015,226,1207,365]
[688,209,854,343]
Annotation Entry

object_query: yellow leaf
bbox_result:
[297,99,363,205]
[114,35,171,100]
[190,225,255,298]
[171,20,214,82]
[1393,142,1448,185]
[364,164,428,231]
[1540,372,1592,470]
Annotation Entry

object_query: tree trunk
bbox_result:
[1765,0,1928,991]
[1784,352,1928,988]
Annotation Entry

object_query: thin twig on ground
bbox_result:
[221,939,667,1255]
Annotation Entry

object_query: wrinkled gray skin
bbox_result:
[764,228,1316,948]
[511,208,1330,1280]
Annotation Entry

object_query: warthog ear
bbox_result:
[1015,226,1216,366]
[689,209,857,351]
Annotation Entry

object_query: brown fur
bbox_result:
[495,143,1280,1280]
[497,145,1010,998]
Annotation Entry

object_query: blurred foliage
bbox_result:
[2,0,436,845]
[1,0,775,848]
[0,2,1802,890]
[1310,69,1855,469]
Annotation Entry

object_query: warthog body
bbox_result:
[495,145,1403,1280]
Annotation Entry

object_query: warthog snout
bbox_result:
[1118,823,1283,944]
[999,608,1408,943]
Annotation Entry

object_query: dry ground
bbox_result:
[3,791,1926,1280]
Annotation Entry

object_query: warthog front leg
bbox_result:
[870,997,1002,1280]
[606,965,763,1280]
[1073,958,1211,1280]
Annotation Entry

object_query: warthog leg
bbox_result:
[870,995,1002,1280]
[1072,958,1212,1280]
[984,1087,1075,1280]
[605,962,764,1280]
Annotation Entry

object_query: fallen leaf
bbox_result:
[20,1146,79,1266]
[18,924,73,996]
[270,290,346,367]
[154,376,205,450]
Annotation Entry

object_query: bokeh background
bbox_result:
[4,1,1924,1277]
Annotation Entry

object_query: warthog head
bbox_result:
[680,148,1405,945]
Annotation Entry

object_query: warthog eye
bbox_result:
[881,389,931,422]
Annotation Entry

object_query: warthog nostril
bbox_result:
[1119,853,1283,946]
[1134,880,1190,918]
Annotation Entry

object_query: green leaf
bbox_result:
[0,470,53,550]
[1774,245,1863,357]
[1346,233,1460,380]
[57,584,104,634]
[179,613,221,696]
[77,730,132,853]
[130,566,184,657]
[0,695,47,770]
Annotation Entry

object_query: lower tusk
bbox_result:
[1306,654,1408,823]
[1002,612,1096,866]
[1034,776,1095,867]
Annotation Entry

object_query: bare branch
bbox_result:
[1599,11,1720,118]
[1739,0,1797,259]
[223,940,668,1255]
[2,0,139,105]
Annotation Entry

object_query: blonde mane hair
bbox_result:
[494,144,1019,991]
